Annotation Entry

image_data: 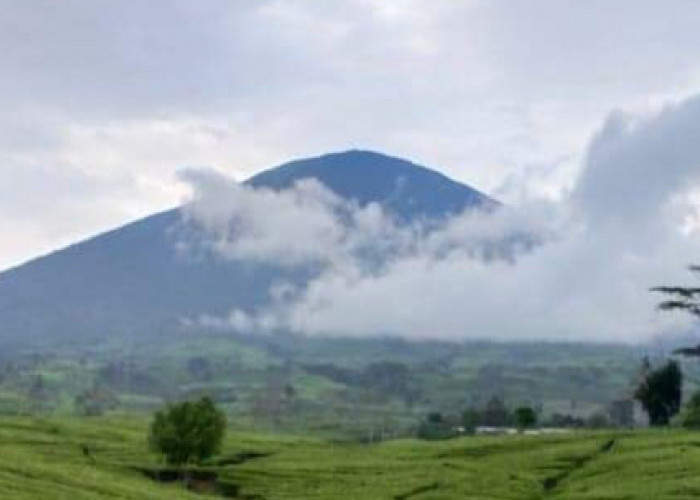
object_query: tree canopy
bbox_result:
[653,266,700,356]
[148,396,226,465]
[652,265,700,318]
[514,407,537,431]
[634,360,682,427]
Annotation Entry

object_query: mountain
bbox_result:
[247,150,496,219]
[0,150,495,347]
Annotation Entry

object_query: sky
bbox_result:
[3,1,700,271]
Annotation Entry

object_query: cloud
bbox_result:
[181,170,354,267]
[181,95,700,342]
[574,97,700,231]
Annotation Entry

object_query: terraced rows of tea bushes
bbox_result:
[0,417,699,499]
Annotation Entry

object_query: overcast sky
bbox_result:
[3,0,700,271]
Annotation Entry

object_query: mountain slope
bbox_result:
[0,150,495,346]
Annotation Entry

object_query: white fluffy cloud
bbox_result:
[182,95,700,342]
[4,1,700,269]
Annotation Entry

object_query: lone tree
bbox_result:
[634,360,682,426]
[149,397,226,466]
[514,406,537,431]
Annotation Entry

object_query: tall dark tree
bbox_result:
[653,265,700,316]
[653,266,700,356]
[481,397,511,427]
[634,360,682,426]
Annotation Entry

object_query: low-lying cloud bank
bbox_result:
[180,95,700,342]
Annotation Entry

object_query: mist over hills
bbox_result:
[0,150,496,346]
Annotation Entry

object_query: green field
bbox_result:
[0,416,699,499]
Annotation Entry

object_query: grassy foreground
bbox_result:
[0,417,699,499]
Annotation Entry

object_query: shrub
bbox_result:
[585,412,610,429]
[417,412,457,440]
[74,384,118,416]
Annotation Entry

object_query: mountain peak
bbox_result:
[247,150,496,220]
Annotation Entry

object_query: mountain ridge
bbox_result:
[1,150,494,275]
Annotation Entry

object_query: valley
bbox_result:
[0,334,675,438]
